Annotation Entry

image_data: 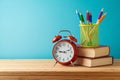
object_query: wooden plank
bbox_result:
[0,76,119,80]
[0,59,119,80]
[0,59,119,72]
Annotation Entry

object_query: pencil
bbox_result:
[97,13,107,24]
[80,13,85,23]
[89,12,92,24]
[86,10,90,24]
[98,13,107,23]
[76,9,81,21]
[98,8,104,19]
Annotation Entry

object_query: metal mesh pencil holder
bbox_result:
[80,24,99,47]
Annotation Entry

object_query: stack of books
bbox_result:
[75,46,113,67]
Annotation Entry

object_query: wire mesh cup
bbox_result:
[80,24,99,47]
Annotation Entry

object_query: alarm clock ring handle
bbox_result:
[52,30,77,43]
[58,30,77,42]
[57,30,72,36]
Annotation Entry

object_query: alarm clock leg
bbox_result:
[70,61,74,66]
[53,61,58,67]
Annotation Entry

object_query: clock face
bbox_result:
[53,41,74,63]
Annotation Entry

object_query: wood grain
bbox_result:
[0,59,119,80]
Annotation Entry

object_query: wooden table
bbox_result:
[0,59,119,80]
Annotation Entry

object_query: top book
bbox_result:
[78,46,110,58]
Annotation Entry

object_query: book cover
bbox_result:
[78,46,110,58]
[74,56,113,67]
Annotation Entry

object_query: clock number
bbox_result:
[67,44,70,48]
[63,43,66,46]
[55,54,58,58]
[56,47,58,50]
[58,57,61,60]
[62,58,64,61]
[67,57,69,60]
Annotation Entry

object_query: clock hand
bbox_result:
[59,51,63,53]
[66,48,71,51]
[63,51,67,53]
[59,51,66,53]
[67,49,70,51]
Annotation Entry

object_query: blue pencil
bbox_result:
[76,9,81,21]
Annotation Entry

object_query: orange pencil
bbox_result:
[97,13,107,24]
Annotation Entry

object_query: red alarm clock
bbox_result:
[52,30,78,65]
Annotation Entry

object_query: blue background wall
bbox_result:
[0,0,119,59]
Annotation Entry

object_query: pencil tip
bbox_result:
[80,12,82,15]
[101,8,104,11]
[104,12,107,15]
[76,9,78,14]
[86,10,89,12]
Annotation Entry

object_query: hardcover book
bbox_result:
[78,46,110,58]
[74,56,113,67]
